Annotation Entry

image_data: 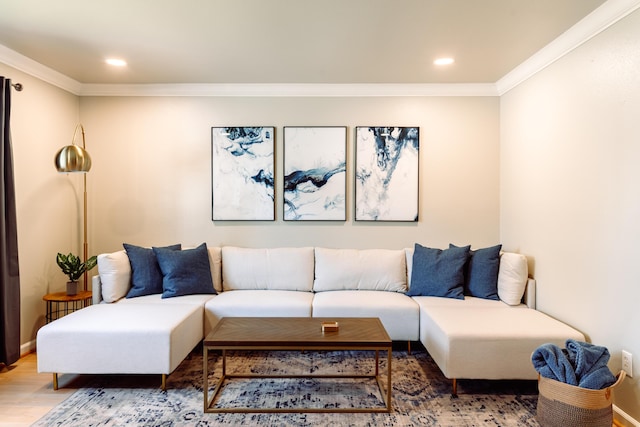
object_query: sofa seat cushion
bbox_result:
[312,290,419,341]
[204,290,314,332]
[417,304,585,380]
[37,304,202,375]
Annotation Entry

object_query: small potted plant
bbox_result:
[56,253,98,295]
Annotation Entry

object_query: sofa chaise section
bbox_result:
[418,299,585,381]
[408,249,586,395]
[37,303,203,390]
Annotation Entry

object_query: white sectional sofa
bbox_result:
[37,244,585,395]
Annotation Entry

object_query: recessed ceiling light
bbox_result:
[434,57,455,66]
[106,58,127,67]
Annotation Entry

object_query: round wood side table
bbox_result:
[43,290,92,323]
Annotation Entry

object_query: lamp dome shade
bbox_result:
[54,145,92,172]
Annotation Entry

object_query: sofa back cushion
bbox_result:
[497,252,528,305]
[313,247,407,292]
[221,246,314,291]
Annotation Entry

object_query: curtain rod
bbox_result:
[11,82,23,91]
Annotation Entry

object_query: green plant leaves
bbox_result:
[56,252,98,282]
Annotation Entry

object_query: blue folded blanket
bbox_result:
[532,340,617,390]
[532,343,578,386]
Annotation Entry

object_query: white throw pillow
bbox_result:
[313,247,407,292]
[207,246,223,293]
[497,252,528,305]
[222,247,314,291]
[97,250,131,303]
[405,247,414,285]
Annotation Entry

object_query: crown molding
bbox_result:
[78,83,498,97]
[496,0,640,95]
[3,0,639,97]
[0,44,83,95]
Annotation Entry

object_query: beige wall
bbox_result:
[2,80,501,348]
[79,96,501,254]
[500,8,640,420]
[0,63,80,350]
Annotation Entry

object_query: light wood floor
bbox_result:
[0,353,75,427]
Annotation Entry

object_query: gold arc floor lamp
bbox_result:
[54,124,92,291]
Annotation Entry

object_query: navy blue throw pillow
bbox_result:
[451,243,502,300]
[154,243,216,298]
[124,243,181,298]
[406,243,470,299]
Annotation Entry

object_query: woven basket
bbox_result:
[536,371,625,427]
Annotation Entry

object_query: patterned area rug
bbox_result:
[34,346,540,426]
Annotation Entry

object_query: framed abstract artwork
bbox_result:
[211,127,275,220]
[355,126,419,221]
[283,126,347,221]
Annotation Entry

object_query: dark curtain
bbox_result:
[0,77,21,365]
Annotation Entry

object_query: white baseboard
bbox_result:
[20,339,36,356]
[614,405,640,427]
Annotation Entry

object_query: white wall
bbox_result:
[79,95,501,254]
[0,63,80,350]
[500,8,640,420]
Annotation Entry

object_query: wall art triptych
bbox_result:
[211,126,419,222]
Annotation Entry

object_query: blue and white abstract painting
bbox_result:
[211,127,274,220]
[355,127,419,221]
[283,127,346,221]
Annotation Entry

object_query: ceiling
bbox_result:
[0,0,608,86]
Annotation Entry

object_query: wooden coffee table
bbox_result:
[203,317,392,413]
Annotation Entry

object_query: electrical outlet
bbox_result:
[622,350,633,378]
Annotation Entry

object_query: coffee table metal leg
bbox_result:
[375,349,379,376]
[204,347,229,413]
[374,348,392,412]
[203,346,208,412]
[204,347,392,413]
[222,349,226,375]
[387,347,392,412]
